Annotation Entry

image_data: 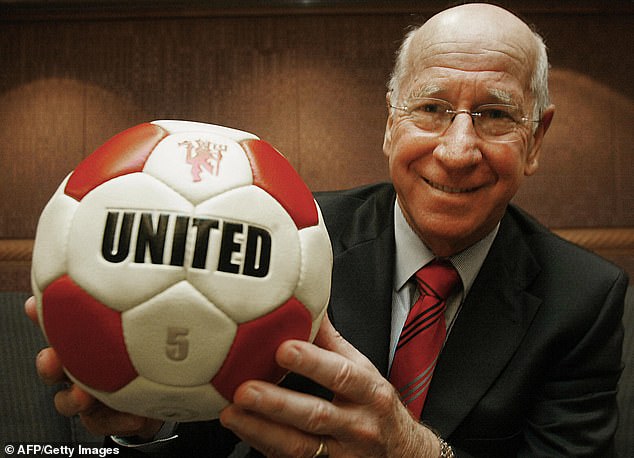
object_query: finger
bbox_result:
[80,404,162,438]
[231,380,343,437]
[24,296,39,326]
[54,383,96,417]
[220,404,324,458]
[36,347,68,385]
[276,339,387,406]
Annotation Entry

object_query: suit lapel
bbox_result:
[327,189,396,377]
[422,210,542,436]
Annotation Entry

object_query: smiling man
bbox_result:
[30,3,627,457]
[383,4,552,258]
[219,4,626,456]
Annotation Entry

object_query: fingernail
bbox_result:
[278,342,301,368]
[219,406,238,429]
[239,386,261,407]
[35,350,45,371]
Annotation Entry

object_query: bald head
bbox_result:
[389,3,549,118]
[423,3,537,47]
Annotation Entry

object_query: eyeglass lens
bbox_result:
[404,98,526,142]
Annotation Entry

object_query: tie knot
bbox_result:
[415,260,460,300]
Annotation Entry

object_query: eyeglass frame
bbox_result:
[388,96,542,143]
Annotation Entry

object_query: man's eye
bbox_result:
[413,103,444,114]
[480,108,514,120]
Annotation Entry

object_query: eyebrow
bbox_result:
[487,88,517,105]
[409,84,443,99]
[408,85,520,106]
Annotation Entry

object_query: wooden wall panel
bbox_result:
[0,5,632,290]
[292,14,398,190]
[512,12,634,228]
[0,13,404,240]
[512,69,634,227]
[0,78,86,237]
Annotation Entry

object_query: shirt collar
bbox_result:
[393,199,499,296]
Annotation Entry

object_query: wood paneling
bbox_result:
[0,4,632,289]
[0,13,402,239]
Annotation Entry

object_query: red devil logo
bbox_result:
[179,140,225,182]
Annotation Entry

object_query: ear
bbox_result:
[524,104,555,176]
[383,92,394,158]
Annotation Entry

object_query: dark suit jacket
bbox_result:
[116,182,628,457]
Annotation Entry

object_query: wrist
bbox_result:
[418,423,454,458]
[136,419,168,440]
[111,421,178,447]
[437,436,454,458]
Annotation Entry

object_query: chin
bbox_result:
[415,213,497,256]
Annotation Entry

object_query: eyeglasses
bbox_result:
[389,97,540,143]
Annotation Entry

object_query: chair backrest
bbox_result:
[0,292,99,444]
[616,285,634,458]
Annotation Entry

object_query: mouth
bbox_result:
[423,177,479,194]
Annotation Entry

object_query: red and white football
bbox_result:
[30,120,332,421]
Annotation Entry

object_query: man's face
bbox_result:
[383,26,551,256]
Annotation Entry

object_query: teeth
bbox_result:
[424,178,476,193]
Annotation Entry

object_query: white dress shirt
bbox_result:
[390,199,499,367]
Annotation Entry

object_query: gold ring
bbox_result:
[311,437,329,457]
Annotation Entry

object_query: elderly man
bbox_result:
[28,3,627,457]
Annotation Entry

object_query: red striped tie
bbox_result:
[389,259,460,418]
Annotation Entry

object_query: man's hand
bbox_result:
[220,315,441,457]
[24,296,163,440]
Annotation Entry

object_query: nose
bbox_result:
[432,112,482,168]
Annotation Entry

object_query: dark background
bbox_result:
[1,0,632,289]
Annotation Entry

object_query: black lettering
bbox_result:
[169,216,190,266]
[243,226,271,277]
[135,213,169,264]
[191,218,219,269]
[101,209,274,276]
[102,211,134,263]
[218,222,243,274]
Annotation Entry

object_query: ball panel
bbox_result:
[151,120,259,143]
[122,281,237,386]
[309,306,329,342]
[75,374,229,421]
[189,186,301,323]
[211,297,312,402]
[65,123,168,201]
[144,131,253,205]
[240,139,318,229]
[31,174,78,292]
[295,212,333,319]
[67,173,192,311]
[42,275,137,392]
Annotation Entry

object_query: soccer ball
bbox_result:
[30,120,332,421]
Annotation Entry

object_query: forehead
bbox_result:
[407,64,527,105]
[401,14,536,102]
[404,47,532,105]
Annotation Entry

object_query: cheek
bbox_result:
[488,139,531,177]
[387,126,435,170]
[485,145,531,202]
